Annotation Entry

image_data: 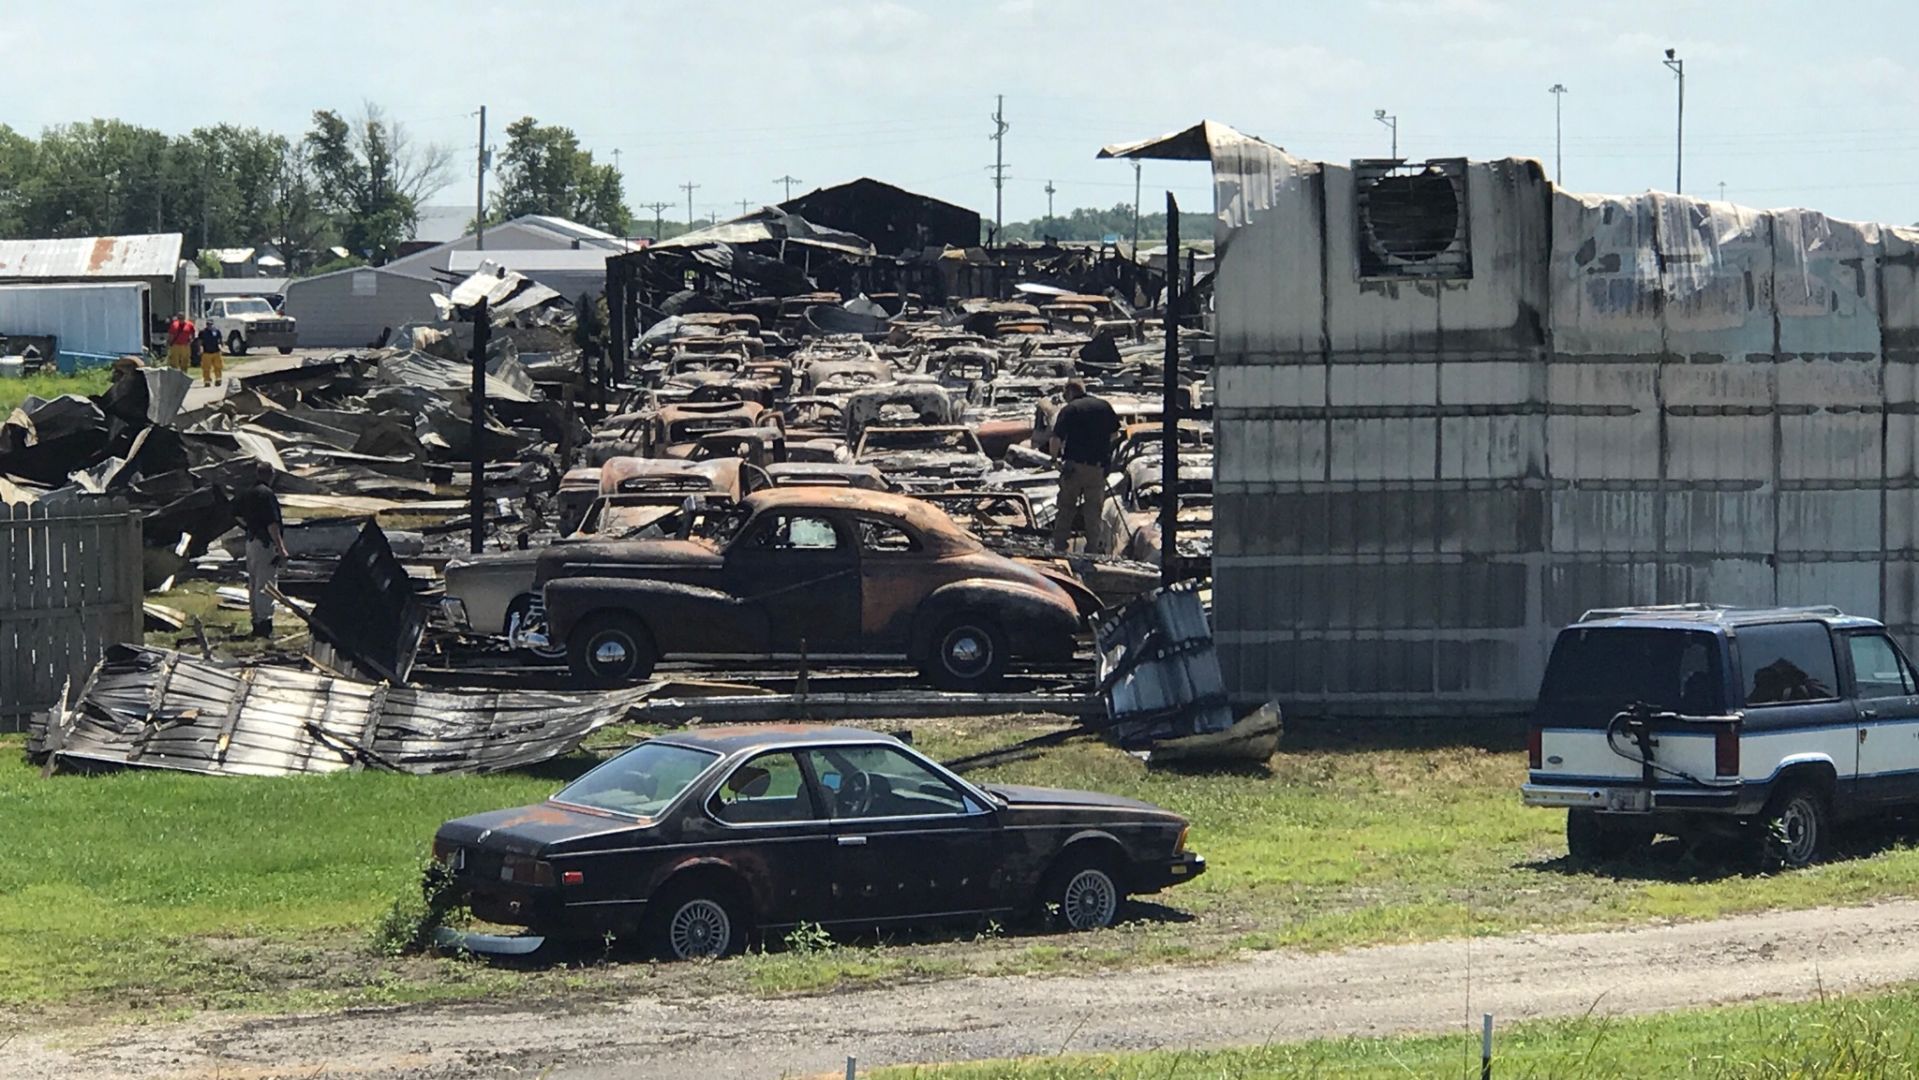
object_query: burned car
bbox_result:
[431,725,1205,959]
[852,425,992,490]
[537,488,1082,689]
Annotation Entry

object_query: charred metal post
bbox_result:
[1159,193,1180,587]
[468,296,491,555]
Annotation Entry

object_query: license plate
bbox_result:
[1605,788,1651,812]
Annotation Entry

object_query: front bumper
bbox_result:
[1133,851,1206,893]
[1522,782,1746,814]
[242,329,298,348]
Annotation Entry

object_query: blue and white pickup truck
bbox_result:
[1522,605,1919,868]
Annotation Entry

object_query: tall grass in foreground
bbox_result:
[0,367,113,412]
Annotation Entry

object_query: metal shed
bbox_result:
[282,266,444,348]
[1115,122,1919,717]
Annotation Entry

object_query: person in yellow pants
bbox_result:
[165,312,194,372]
[197,322,224,387]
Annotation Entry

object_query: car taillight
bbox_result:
[499,854,556,886]
[1527,726,1543,770]
[1715,722,1740,778]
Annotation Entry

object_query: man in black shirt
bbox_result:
[1046,379,1120,552]
[231,461,290,638]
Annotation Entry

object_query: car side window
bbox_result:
[748,514,840,551]
[857,519,920,554]
[1849,633,1915,699]
[804,745,978,819]
[1740,622,1840,706]
[708,752,823,825]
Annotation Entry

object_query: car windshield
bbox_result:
[553,741,719,817]
[863,429,980,453]
[226,299,274,315]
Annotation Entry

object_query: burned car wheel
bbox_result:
[1042,850,1122,931]
[646,878,747,960]
[926,613,1008,691]
[568,612,658,687]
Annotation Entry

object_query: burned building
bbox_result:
[1112,122,1919,717]
[780,178,981,255]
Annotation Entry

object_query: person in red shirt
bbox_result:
[165,313,194,372]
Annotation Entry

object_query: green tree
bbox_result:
[995,203,1213,245]
[305,104,451,263]
[0,125,37,236]
[489,116,631,234]
[24,119,172,237]
[268,141,332,276]
[171,125,289,252]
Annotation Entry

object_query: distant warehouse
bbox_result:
[1106,122,1919,718]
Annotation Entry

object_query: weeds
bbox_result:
[368,859,463,957]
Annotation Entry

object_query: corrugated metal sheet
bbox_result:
[0,233,183,280]
[1201,141,1919,717]
[283,267,445,347]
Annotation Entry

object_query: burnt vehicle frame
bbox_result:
[432,725,1205,960]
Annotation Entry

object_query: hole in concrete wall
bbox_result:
[1354,158,1472,279]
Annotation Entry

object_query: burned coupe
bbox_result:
[433,726,1205,959]
[536,489,1082,689]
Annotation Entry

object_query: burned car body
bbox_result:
[432,726,1204,958]
[536,488,1081,689]
[852,424,992,491]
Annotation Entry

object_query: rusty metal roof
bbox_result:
[0,233,184,279]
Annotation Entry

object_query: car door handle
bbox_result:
[1862,709,1879,720]
[837,836,868,847]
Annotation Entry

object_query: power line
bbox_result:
[640,200,672,240]
[773,174,802,201]
[679,181,700,231]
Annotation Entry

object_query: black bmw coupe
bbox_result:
[432,726,1204,959]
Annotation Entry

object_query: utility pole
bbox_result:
[475,106,489,251]
[1130,161,1142,254]
[1548,84,1568,185]
[641,201,671,241]
[467,296,491,555]
[773,174,802,201]
[680,181,700,230]
[989,94,1009,243]
[200,152,211,250]
[1663,49,1684,194]
[1160,191,1181,588]
[1718,180,1727,202]
[738,198,751,216]
[1374,109,1398,159]
[1044,180,1056,220]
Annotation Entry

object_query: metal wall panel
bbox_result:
[1215,159,1919,716]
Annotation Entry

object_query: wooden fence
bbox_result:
[1,498,143,732]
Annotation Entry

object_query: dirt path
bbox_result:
[17,901,1919,1080]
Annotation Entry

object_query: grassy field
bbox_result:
[9,718,1919,1022]
[870,985,1919,1079]
[0,367,113,412]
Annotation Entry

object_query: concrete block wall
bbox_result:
[1214,155,1919,716]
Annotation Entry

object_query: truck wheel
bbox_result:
[227,331,248,356]
[1757,783,1829,870]
[1566,810,1653,863]
[567,612,657,687]
[923,612,1008,691]
[277,345,294,355]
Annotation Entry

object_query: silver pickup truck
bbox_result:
[1523,604,1919,869]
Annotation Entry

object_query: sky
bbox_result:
[5,0,1918,227]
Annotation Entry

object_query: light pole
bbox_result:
[1663,48,1684,194]
[1374,109,1398,159]
[1548,84,1568,184]
[1131,161,1142,254]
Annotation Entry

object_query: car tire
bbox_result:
[506,595,567,663]
[567,612,657,688]
[1756,782,1830,871]
[1039,848,1124,932]
[227,331,248,356]
[924,612,1008,691]
[645,877,748,961]
[277,345,294,355]
[1565,809,1653,863]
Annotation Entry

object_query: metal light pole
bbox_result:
[1548,84,1568,184]
[1374,109,1398,159]
[474,106,488,251]
[1130,161,1142,254]
[1663,49,1684,194]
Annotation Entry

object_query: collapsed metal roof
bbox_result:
[0,233,185,279]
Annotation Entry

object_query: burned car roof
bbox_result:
[734,487,985,551]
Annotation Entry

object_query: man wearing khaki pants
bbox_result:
[1047,379,1120,553]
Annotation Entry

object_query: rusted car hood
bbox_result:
[436,801,650,854]
[537,538,723,579]
[984,783,1172,817]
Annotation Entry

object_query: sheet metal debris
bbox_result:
[28,646,656,776]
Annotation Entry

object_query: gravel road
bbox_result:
[18,901,1919,1079]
